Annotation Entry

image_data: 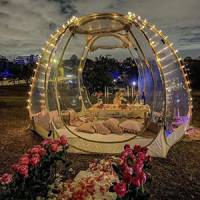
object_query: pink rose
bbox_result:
[59,135,68,146]
[51,143,58,152]
[18,165,29,177]
[30,155,41,167]
[19,155,30,165]
[113,182,127,197]
[0,173,13,185]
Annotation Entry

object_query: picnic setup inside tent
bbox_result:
[28,12,192,157]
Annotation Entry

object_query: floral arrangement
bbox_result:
[57,158,118,200]
[0,135,69,200]
[109,144,152,200]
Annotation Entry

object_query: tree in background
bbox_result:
[83,56,138,94]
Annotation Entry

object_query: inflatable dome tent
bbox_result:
[28,12,192,157]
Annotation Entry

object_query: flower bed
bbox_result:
[0,135,69,200]
[0,137,152,200]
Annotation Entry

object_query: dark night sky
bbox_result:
[0,0,199,58]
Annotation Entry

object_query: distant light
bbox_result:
[66,74,73,78]
[132,81,136,86]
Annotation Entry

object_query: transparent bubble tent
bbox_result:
[28,12,192,157]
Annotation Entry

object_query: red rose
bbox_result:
[138,152,146,161]
[11,164,20,172]
[133,144,141,154]
[132,171,147,187]
[113,182,127,197]
[39,147,47,157]
[138,171,147,185]
[121,148,134,160]
[51,143,58,152]
[124,144,131,150]
[41,139,52,146]
[141,146,148,154]
[18,165,29,177]
[122,171,132,183]
[132,177,141,187]
[60,135,68,146]
[134,162,143,174]
[0,173,13,185]
[145,155,152,163]
[30,155,41,167]
[19,155,30,165]
[30,146,41,154]
[122,163,133,175]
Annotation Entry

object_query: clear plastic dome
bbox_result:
[28,12,192,157]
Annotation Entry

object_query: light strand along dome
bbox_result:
[28,12,192,157]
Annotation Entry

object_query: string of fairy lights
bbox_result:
[27,16,79,117]
[27,12,192,127]
[127,12,193,119]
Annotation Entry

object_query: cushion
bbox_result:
[119,120,143,133]
[76,122,95,134]
[103,118,122,134]
[93,121,111,135]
